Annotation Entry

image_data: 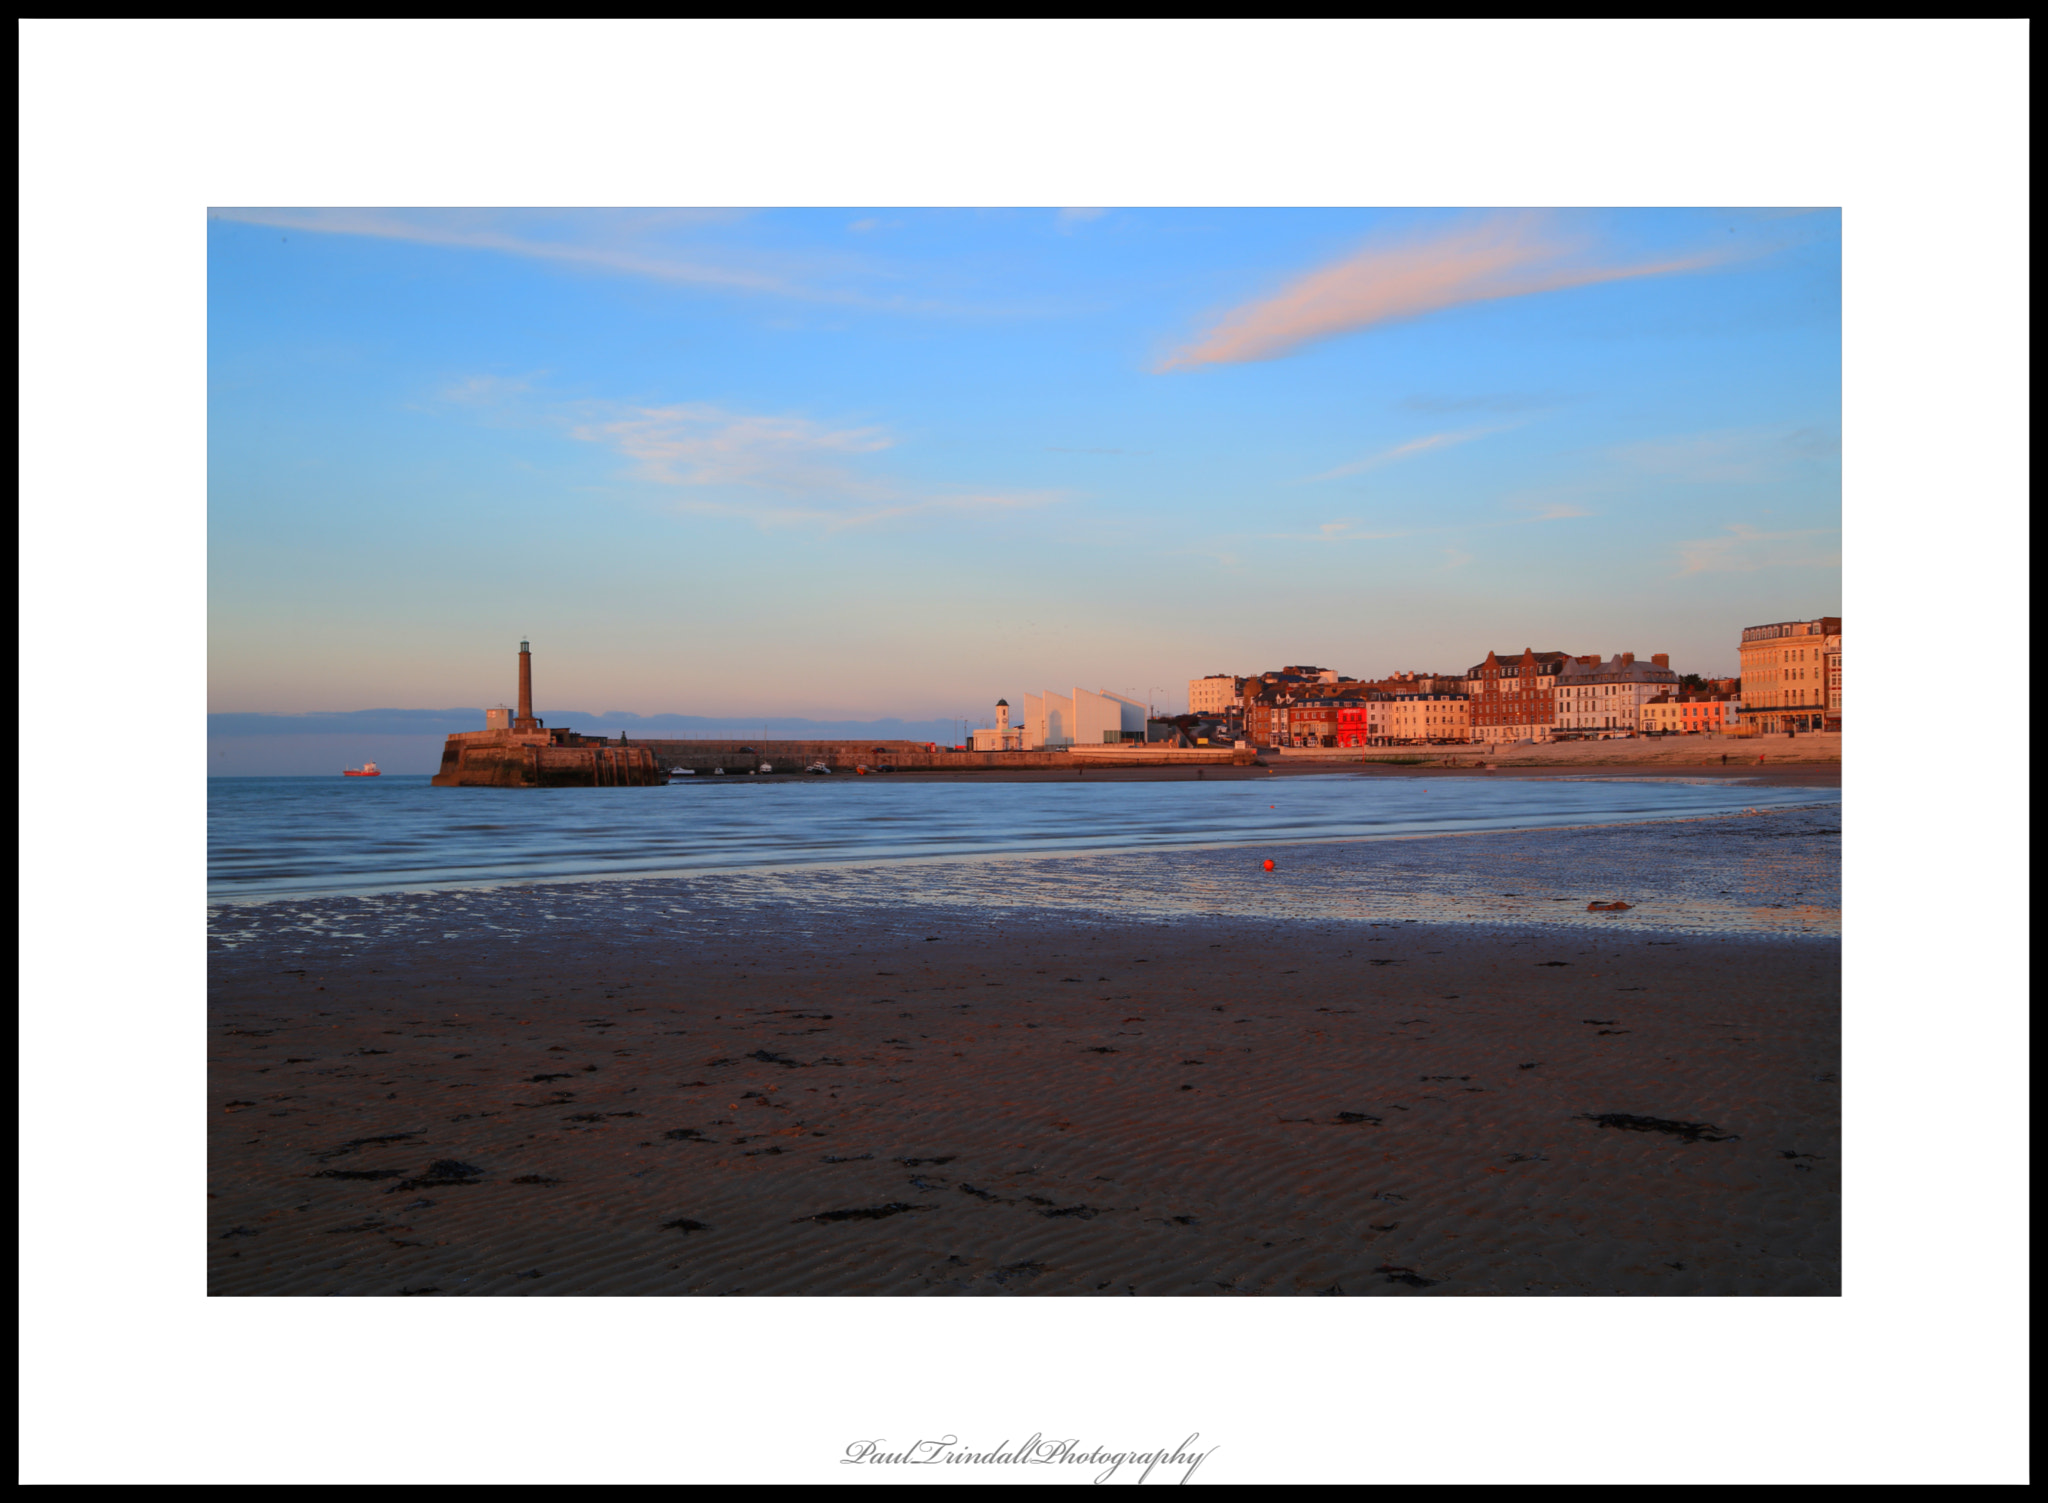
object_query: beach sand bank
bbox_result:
[210,894,1838,1297]
[872,758,1841,783]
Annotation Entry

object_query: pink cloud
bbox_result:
[1160,213,1726,370]
[1307,423,1508,480]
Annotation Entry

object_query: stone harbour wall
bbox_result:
[431,737,666,787]
[635,739,1252,773]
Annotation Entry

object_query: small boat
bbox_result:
[668,766,696,779]
[805,762,833,775]
[343,762,381,778]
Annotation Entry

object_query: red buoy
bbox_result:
[1263,859,1276,871]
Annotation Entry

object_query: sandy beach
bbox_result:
[209,804,1839,1297]
[813,753,1845,784]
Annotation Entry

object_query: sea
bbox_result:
[208,774,1841,943]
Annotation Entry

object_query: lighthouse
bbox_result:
[513,639,542,732]
[432,638,661,786]
[969,699,1021,752]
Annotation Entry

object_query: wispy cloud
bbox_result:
[1169,545,1243,571]
[1260,520,1411,542]
[1403,392,1559,415]
[1260,494,1587,548]
[1057,208,1109,229]
[1307,424,1508,481]
[570,402,1059,531]
[439,373,538,406]
[1676,524,1839,575]
[577,404,893,493]
[211,208,902,307]
[1613,425,1840,484]
[1493,485,1598,523]
[1158,212,1729,370]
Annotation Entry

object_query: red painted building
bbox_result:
[1336,704,1369,747]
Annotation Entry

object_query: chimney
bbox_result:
[1652,653,1669,669]
[1622,652,1635,666]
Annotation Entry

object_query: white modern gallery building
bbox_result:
[1018,687,1149,748]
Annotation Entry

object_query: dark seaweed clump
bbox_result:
[796,1202,931,1224]
[384,1159,488,1192]
[1582,1113,1737,1143]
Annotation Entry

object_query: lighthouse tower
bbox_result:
[513,639,543,732]
[969,699,1021,752]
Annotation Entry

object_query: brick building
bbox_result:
[1241,681,1289,747]
[1464,648,1573,744]
[1283,700,1343,747]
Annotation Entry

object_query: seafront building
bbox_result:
[1021,687,1148,748]
[1335,705,1366,747]
[1553,652,1680,737]
[1332,699,1399,746]
[1465,649,1572,744]
[1824,632,1842,730]
[1381,692,1470,744]
[1241,684,1287,747]
[1178,617,1835,751]
[1739,616,1839,734]
[1294,697,1387,746]
[968,699,1025,752]
[1280,699,1340,746]
[1187,674,1245,715]
[1640,693,1740,736]
[1367,698,1391,743]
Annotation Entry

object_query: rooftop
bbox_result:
[1742,616,1841,642]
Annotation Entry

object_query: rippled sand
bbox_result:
[209,810,1839,1297]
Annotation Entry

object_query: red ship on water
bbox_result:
[342,762,381,778]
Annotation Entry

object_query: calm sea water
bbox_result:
[208,773,1838,904]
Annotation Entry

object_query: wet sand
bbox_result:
[210,900,1838,1297]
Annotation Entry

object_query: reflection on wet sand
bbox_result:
[211,803,1839,958]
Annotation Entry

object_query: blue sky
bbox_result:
[209,207,1839,727]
